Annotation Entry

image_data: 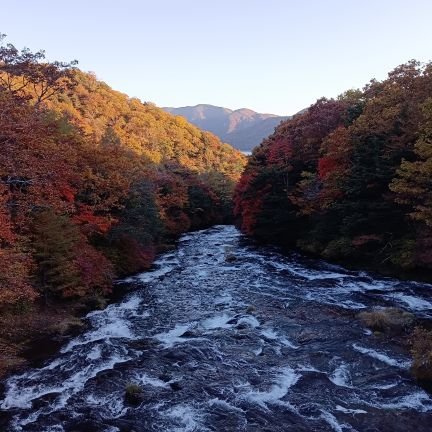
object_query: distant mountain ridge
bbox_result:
[163,104,290,151]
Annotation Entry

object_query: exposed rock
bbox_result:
[169,381,182,391]
[225,253,237,262]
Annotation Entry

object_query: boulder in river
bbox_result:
[225,253,237,262]
[169,381,182,391]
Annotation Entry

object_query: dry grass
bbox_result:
[358,307,415,333]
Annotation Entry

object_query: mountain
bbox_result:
[163,104,290,151]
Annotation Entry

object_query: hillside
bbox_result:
[47,74,246,179]
[234,60,432,278]
[164,104,289,151]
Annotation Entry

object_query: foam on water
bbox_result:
[320,410,346,432]
[389,293,432,312]
[329,363,352,388]
[243,367,300,409]
[155,324,194,348]
[253,346,263,356]
[247,289,292,301]
[201,313,233,330]
[237,315,260,328]
[214,293,233,306]
[370,391,432,412]
[286,265,349,281]
[85,393,127,418]
[163,404,208,432]
[137,373,170,388]
[335,405,367,414]
[61,321,133,353]
[352,344,411,368]
[261,328,298,349]
[136,265,177,283]
[304,291,366,310]
[61,294,144,353]
[267,256,351,281]
[341,279,396,293]
[1,348,133,416]
[207,398,245,413]
[370,381,400,390]
[297,364,320,373]
[45,426,65,432]
[86,345,102,361]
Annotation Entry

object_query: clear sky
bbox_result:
[1,0,431,115]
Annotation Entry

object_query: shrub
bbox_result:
[322,237,354,260]
[52,317,84,335]
[411,327,432,381]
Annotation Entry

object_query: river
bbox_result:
[1,225,432,431]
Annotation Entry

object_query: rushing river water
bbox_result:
[2,225,432,431]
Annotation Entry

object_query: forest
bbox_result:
[234,60,432,279]
[0,36,245,374]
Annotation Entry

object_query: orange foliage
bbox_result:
[73,205,114,235]
[0,249,37,306]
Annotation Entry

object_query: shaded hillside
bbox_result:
[234,60,432,279]
[164,104,289,151]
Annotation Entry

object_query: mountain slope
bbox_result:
[47,75,246,180]
[164,104,289,151]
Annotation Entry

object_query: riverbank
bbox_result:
[0,279,139,382]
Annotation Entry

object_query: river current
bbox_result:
[2,225,432,431]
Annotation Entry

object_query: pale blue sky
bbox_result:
[1,0,431,115]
